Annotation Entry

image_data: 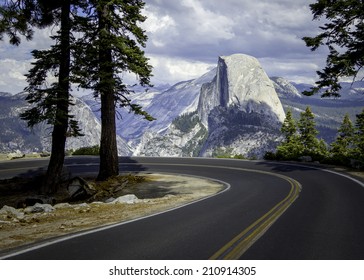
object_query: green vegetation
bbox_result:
[72,145,100,156]
[182,124,208,157]
[303,0,364,97]
[213,147,246,159]
[172,112,200,133]
[0,0,153,192]
[269,107,327,162]
[265,107,364,169]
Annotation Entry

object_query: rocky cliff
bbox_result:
[137,54,286,158]
[198,54,286,127]
[0,93,131,155]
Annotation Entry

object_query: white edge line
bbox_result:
[265,161,364,189]
[0,173,230,260]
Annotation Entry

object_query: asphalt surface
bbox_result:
[1,156,364,260]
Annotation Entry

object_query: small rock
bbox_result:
[90,201,104,205]
[54,203,72,209]
[78,203,89,207]
[108,194,139,204]
[105,197,116,203]
[25,203,55,214]
[0,205,25,220]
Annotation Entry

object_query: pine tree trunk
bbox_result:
[96,5,119,181]
[97,85,119,181]
[42,0,70,194]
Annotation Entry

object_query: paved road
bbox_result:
[1,157,364,259]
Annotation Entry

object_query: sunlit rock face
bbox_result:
[136,54,286,158]
[270,76,302,99]
[198,54,285,127]
[196,54,285,157]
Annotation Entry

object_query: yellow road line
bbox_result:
[129,162,302,259]
[209,175,301,260]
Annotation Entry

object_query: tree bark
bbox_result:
[96,4,119,181]
[42,0,71,194]
[97,83,119,181]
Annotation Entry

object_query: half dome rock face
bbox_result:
[198,54,286,127]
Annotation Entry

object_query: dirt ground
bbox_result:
[0,173,225,255]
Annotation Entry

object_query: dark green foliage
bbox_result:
[303,0,364,97]
[281,110,297,142]
[1,0,154,184]
[73,145,100,155]
[182,125,208,157]
[298,107,320,153]
[330,114,355,165]
[272,106,328,161]
[0,0,57,45]
[19,42,83,137]
[72,0,153,180]
[0,0,82,193]
[172,112,200,133]
[72,0,153,118]
[269,108,364,168]
[354,109,364,162]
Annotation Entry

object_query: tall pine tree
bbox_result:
[281,110,297,143]
[354,109,364,161]
[330,114,355,164]
[1,0,83,194]
[298,107,319,154]
[73,0,153,181]
[276,110,304,160]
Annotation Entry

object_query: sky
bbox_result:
[0,0,327,94]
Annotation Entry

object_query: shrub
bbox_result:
[73,145,100,155]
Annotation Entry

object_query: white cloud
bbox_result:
[148,55,215,85]
[180,0,235,40]
[0,59,32,93]
[0,0,328,93]
[259,56,325,84]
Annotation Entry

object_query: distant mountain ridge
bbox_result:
[135,54,286,158]
[0,93,131,155]
[1,53,363,158]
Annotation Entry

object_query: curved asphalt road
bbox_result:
[1,156,364,260]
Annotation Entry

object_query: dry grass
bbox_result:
[0,173,225,253]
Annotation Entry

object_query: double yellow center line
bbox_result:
[125,162,302,260]
[209,170,301,260]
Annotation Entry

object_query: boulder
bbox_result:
[67,176,96,201]
[25,203,55,214]
[53,203,72,209]
[17,196,56,208]
[108,194,139,204]
[0,205,24,220]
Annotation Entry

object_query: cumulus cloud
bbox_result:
[0,59,32,93]
[0,0,326,93]
[141,0,325,84]
[148,54,215,85]
[0,28,55,93]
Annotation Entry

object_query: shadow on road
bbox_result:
[119,157,149,173]
[254,160,318,173]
